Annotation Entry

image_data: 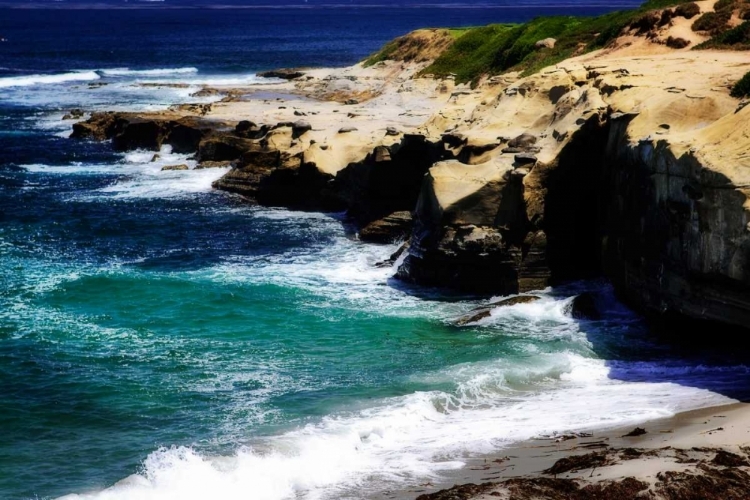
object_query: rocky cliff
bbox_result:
[69,0,750,329]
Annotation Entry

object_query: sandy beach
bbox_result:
[391,402,750,498]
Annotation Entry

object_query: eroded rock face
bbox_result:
[600,112,750,329]
[71,113,230,153]
[396,160,529,293]
[334,135,445,225]
[398,107,610,295]
[359,211,412,244]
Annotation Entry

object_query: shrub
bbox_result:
[694,21,750,48]
[714,0,737,12]
[675,2,701,18]
[730,70,750,98]
[666,36,691,48]
[692,11,732,33]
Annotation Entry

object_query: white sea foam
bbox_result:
[22,146,229,199]
[99,67,199,77]
[137,74,277,87]
[57,349,733,500]
[0,71,101,89]
[98,147,227,199]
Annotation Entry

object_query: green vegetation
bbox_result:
[730,70,750,97]
[692,0,747,34]
[691,11,732,33]
[420,0,696,84]
[695,21,750,49]
[366,0,742,85]
[674,2,701,18]
[447,28,473,40]
[364,39,403,66]
[419,23,516,83]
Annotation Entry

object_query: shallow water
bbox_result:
[1,4,749,500]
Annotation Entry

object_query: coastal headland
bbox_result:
[69,0,750,496]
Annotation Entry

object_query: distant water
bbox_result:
[2,5,750,500]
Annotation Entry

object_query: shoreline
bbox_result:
[52,2,750,497]
[394,402,750,499]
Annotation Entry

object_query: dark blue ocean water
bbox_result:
[1,4,749,500]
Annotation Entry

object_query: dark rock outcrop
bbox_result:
[455,295,541,326]
[600,112,750,330]
[359,211,412,243]
[71,113,231,153]
[564,292,601,320]
[257,68,306,80]
[334,135,445,225]
[398,111,609,295]
[396,159,530,294]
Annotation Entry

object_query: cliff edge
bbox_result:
[70,0,750,330]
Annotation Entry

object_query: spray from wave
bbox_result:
[0,71,101,88]
[97,67,199,77]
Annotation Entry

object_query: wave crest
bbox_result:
[0,71,100,89]
[98,67,199,77]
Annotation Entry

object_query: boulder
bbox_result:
[564,292,601,320]
[359,211,413,244]
[161,164,189,171]
[257,68,305,80]
[386,126,400,136]
[338,126,358,134]
[345,99,359,105]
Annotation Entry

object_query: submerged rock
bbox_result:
[161,164,189,171]
[257,68,305,80]
[62,108,84,120]
[491,295,542,307]
[455,295,541,326]
[564,292,601,320]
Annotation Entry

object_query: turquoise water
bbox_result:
[2,7,749,499]
[2,127,744,500]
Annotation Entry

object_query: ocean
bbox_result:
[1,3,749,500]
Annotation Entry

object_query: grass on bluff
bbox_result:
[364,0,695,85]
[422,0,696,84]
[694,21,750,49]
[731,70,750,98]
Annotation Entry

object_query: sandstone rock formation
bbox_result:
[69,9,750,330]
